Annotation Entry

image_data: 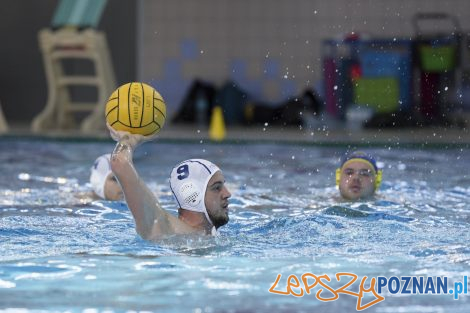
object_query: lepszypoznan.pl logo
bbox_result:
[269,273,468,311]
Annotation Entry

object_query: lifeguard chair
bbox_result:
[32,0,116,133]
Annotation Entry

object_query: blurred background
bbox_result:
[1,0,470,135]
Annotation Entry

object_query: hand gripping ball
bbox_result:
[105,82,166,136]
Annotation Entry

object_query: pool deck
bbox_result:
[161,124,470,147]
[2,122,469,147]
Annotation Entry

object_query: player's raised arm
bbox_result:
[104,82,231,240]
[105,82,172,239]
[110,134,175,239]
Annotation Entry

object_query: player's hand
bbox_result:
[107,122,127,142]
[106,123,156,149]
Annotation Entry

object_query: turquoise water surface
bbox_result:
[0,138,469,312]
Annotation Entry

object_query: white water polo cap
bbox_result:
[90,154,112,199]
[169,159,221,224]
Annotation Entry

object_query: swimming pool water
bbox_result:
[0,138,469,312]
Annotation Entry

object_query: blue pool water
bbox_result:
[0,138,469,312]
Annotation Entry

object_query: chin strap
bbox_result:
[211,226,218,236]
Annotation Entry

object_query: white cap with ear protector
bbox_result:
[169,159,220,225]
[90,154,112,199]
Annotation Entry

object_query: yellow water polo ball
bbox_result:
[105,82,166,136]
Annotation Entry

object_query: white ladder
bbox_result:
[32,28,116,133]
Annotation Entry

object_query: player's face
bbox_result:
[104,174,124,201]
[338,161,376,200]
[205,171,231,228]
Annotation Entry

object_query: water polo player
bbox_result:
[107,129,231,240]
[336,151,382,201]
[90,154,123,201]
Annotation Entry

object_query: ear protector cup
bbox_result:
[335,168,341,186]
[375,170,383,190]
